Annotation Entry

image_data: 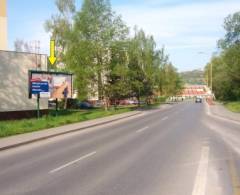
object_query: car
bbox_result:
[195,97,202,103]
[78,102,94,109]
[94,100,104,108]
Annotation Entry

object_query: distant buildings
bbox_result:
[0,0,7,50]
[181,85,212,98]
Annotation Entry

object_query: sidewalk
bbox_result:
[0,111,142,151]
[209,102,240,122]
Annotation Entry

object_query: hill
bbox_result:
[180,69,206,85]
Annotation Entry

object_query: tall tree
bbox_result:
[14,39,33,52]
[45,0,76,68]
[66,0,129,103]
[46,0,182,106]
[218,11,240,49]
[205,11,240,101]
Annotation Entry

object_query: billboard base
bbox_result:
[0,110,49,121]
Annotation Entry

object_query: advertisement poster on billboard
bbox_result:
[29,70,73,99]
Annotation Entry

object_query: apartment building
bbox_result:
[0,0,7,50]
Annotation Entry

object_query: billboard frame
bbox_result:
[28,70,74,99]
[28,70,73,118]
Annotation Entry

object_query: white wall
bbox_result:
[0,51,48,111]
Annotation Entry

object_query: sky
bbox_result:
[7,0,240,71]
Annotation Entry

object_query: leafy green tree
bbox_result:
[154,48,169,95]
[66,0,129,104]
[105,41,131,105]
[45,0,76,69]
[218,11,240,49]
[205,46,240,101]
[205,11,240,101]
[46,0,183,106]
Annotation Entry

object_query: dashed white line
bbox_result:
[161,116,169,121]
[192,146,210,195]
[49,151,97,174]
[136,126,149,133]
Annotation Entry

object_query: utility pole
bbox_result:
[210,62,213,91]
[198,51,216,93]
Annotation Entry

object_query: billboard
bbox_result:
[31,81,49,95]
[29,70,73,99]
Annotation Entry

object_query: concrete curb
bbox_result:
[0,111,142,151]
[205,101,240,124]
[210,110,240,124]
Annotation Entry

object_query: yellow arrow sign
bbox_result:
[48,40,56,65]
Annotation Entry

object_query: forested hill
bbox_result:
[180,69,206,85]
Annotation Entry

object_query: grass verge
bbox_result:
[0,107,135,138]
[224,101,240,113]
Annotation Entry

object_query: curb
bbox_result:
[205,102,240,124]
[210,110,240,124]
[0,112,142,151]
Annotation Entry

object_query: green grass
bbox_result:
[224,101,240,113]
[0,107,135,138]
[0,101,166,138]
[140,102,162,110]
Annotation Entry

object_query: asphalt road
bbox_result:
[0,101,240,195]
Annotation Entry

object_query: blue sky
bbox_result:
[7,0,240,71]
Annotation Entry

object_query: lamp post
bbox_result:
[210,62,213,91]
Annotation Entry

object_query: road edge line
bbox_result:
[192,146,210,195]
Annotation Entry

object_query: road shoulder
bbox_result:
[206,101,240,123]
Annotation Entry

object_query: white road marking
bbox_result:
[161,116,169,121]
[49,151,97,174]
[192,146,210,195]
[136,126,149,133]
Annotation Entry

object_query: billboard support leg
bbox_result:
[37,94,40,119]
[55,98,58,117]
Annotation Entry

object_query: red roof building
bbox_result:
[181,85,211,98]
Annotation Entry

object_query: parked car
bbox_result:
[94,100,104,108]
[118,99,138,105]
[78,102,94,109]
[119,100,129,105]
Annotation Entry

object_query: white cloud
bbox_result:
[115,1,240,41]
[113,1,240,70]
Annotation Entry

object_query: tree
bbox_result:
[14,39,33,52]
[105,41,131,105]
[66,0,129,106]
[205,11,240,101]
[205,45,240,101]
[45,0,76,69]
[218,11,240,49]
[154,47,169,95]
[46,0,182,107]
